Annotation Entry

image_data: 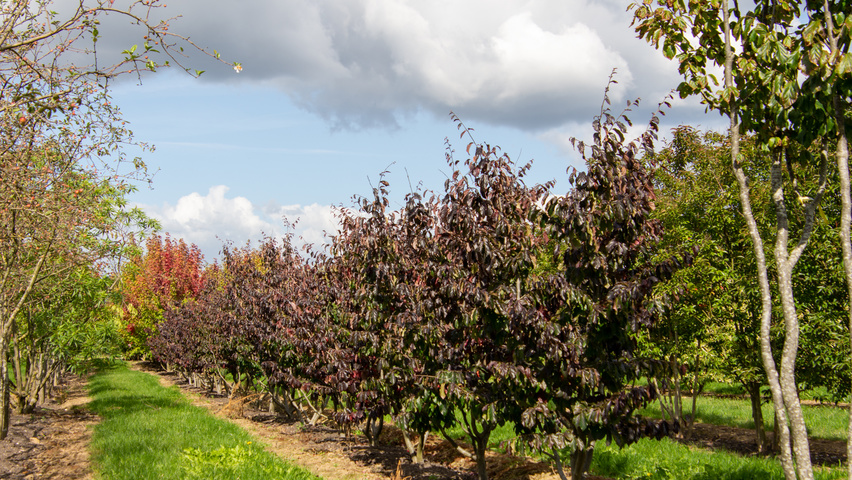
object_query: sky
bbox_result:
[93,0,727,261]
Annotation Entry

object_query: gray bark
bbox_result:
[771,151,816,480]
[835,107,852,480]
[817,4,852,478]
[721,3,796,478]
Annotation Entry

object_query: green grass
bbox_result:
[439,409,518,451]
[702,381,747,396]
[639,395,849,441]
[88,362,320,480]
[592,437,845,480]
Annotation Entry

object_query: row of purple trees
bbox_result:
[148,97,682,480]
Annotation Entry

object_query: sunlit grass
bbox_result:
[439,409,518,451]
[88,362,321,480]
[639,394,849,441]
[592,437,845,480]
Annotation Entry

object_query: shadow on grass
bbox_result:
[593,437,843,480]
[693,410,757,430]
[88,366,188,419]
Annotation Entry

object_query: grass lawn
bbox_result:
[595,387,848,479]
[639,394,849,441]
[87,365,846,480]
[88,362,320,480]
[439,394,848,480]
[592,437,845,480]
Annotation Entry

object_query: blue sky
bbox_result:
[97,0,725,260]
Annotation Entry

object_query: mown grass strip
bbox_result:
[88,362,320,480]
[592,437,845,480]
[639,395,849,441]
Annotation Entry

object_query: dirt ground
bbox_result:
[0,366,847,480]
[0,374,97,480]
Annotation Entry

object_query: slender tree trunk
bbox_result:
[551,447,570,480]
[771,152,815,480]
[830,94,852,480]
[474,434,488,480]
[402,430,427,463]
[570,443,594,480]
[0,338,9,440]
[721,4,795,478]
[817,5,852,477]
[747,381,769,454]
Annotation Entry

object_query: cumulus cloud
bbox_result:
[94,0,687,132]
[138,186,340,260]
[265,201,343,248]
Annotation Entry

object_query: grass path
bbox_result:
[87,362,321,480]
[85,362,849,480]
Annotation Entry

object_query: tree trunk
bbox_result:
[720,3,796,478]
[402,430,428,463]
[836,114,852,480]
[827,85,852,480]
[444,412,493,480]
[0,346,12,440]
[0,339,9,440]
[772,145,821,480]
[747,381,769,454]
[570,443,595,480]
[415,431,427,463]
[363,410,385,447]
[474,433,489,480]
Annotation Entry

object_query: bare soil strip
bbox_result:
[0,375,97,480]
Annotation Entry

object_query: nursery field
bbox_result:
[1,363,848,480]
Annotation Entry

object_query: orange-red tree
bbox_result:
[119,234,205,358]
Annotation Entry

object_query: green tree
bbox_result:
[11,265,122,414]
[0,0,234,439]
[648,126,775,453]
[631,2,847,478]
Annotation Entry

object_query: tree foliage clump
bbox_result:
[119,234,205,358]
[631,2,852,478]
[145,86,682,480]
[0,0,236,440]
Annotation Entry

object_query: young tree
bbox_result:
[0,0,234,439]
[119,234,204,358]
[0,141,153,438]
[521,91,679,480]
[11,265,121,414]
[631,2,845,477]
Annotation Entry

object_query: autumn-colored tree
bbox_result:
[516,91,680,480]
[119,234,205,358]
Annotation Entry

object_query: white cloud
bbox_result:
[268,202,343,248]
[138,186,340,260]
[98,0,685,132]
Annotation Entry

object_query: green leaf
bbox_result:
[836,53,852,76]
